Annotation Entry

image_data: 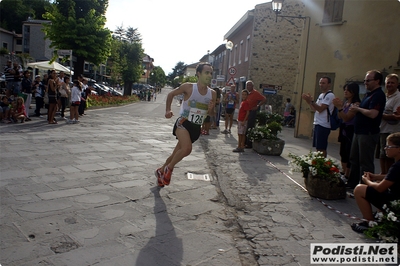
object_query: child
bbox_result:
[12,96,27,123]
[0,96,11,123]
[351,132,400,233]
[33,75,45,117]
[233,89,250,152]
[67,80,82,124]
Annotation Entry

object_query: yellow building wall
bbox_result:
[295,0,400,142]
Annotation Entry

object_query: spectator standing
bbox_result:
[12,62,23,97]
[302,76,335,157]
[3,60,15,98]
[376,74,400,174]
[59,76,71,119]
[346,70,386,189]
[351,132,400,233]
[222,84,238,134]
[233,89,250,152]
[79,78,88,116]
[47,70,58,124]
[212,87,222,129]
[333,83,361,182]
[244,80,267,148]
[154,62,216,187]
[20,70,32,121]
[283,98,293,120]
[33,75,44,117]
[68,80,82,124]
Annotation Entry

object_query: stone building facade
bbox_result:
[221,0,400,141]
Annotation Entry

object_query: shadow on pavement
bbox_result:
[135,187,183,266]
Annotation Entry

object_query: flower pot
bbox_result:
[304,173,346,200]
[253,138,285,156]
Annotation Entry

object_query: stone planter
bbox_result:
[252,138,285,156]
[304,173,346,200]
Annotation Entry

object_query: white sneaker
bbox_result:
[340,174,348,184]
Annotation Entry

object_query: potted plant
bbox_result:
[365,200,400,245]
[288,151,346,200]
[248,112,285,156]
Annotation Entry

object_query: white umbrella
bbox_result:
[27,61,74,75]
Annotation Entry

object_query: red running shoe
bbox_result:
[163,166,173,186]
[154,168,165,187]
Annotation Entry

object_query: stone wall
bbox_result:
[249,1,306,115]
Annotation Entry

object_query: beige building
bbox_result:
[223,0,400,141]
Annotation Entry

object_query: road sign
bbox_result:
[211,79,217,88]
[228,67,237,76]
[216,75,225,81]
[226,77,235,85]
[58,49,72,56]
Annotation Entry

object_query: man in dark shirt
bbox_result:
[346,70,386,189]
[3,60,15,97]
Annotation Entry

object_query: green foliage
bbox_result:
[109,26,144,95]
[168,61,187,87]
[365,200,400,243]
[248,112,283,141]
[148,66,167,87]
[0,0,51,33]
[256,112,284,126]
[42,0,112,77]
[0,47,9,55]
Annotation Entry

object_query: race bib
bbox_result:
[188,107,207,125]
[229,100,234,105]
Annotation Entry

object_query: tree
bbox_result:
[167,61,187,88]
[109,26,143,95]
[148,66,166,88]
[0,0,51,33]
[43,0,112,78]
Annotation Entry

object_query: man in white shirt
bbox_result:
[302,76,335,157]
[376,73,400,174]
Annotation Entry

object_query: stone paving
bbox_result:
[0,89,393,266]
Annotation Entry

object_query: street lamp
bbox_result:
[225,41,233,50]
[272,0,310,138]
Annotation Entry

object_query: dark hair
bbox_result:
[73,80,82,91]
[23,70,30,75]
[321,76,331,84]
[242,89,249,95]
[367,70,383,85]
[64,76,70,81]
[344,83,361,103]
[286,98,291,102]
[196,62,212,77]
[387,132,400,147]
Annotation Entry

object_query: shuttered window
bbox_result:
[323,0,344,23]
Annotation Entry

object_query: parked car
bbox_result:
[93,83,109,96]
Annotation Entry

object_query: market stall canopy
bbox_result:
[27,61,74,75]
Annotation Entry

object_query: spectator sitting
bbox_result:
[12,96,27,123]
[284,106,296,127]
[0,96,11,123]
[351,132,400,233]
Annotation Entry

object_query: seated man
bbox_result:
[351,132,400,233]
[284,106,296,127]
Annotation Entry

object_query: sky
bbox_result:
[105,0,271,75]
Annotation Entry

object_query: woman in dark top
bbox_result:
[332,83,361,182]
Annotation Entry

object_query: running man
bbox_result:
[155,62,216,187]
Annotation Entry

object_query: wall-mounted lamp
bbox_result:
[271,0,311,138]
[272,0,308,22]
[225,41,233,50]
